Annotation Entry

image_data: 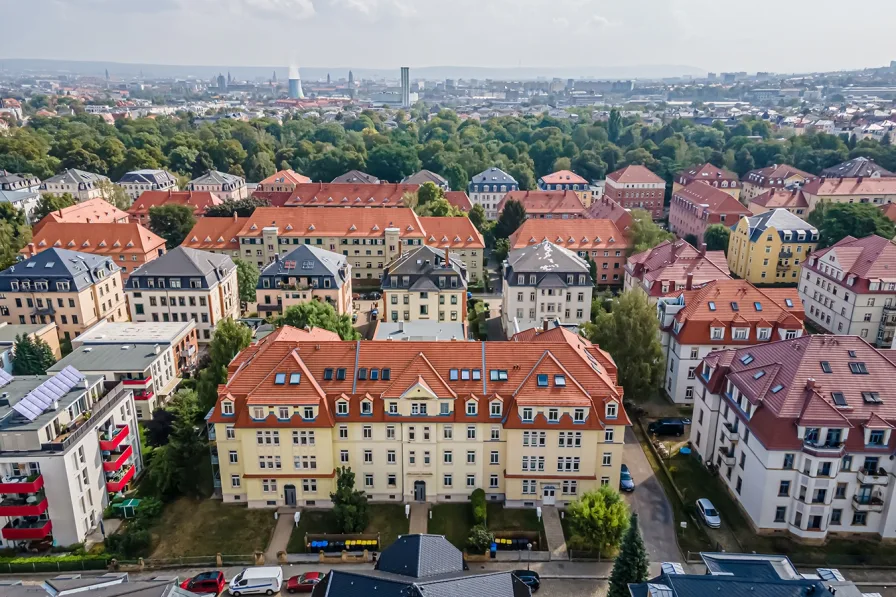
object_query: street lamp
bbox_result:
[526,543,532,571]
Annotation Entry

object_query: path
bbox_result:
[264,510,296,563]
[623,427,681,563]
[409,503,428,535]
[541,505,568,561]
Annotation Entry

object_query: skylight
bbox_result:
[26,262,35,268]
[537,374,549,387]
[849,362,869,374]
[832,392,847,406]
[301,260,315,269]
[740,354,754,365]
[382,368,391,381]
[554,375,566,387]
[708,301,716,311]
[848,350,857,358]
[771,384,784,393]
[753,371,765,379]
[754,302,763,311]
[370,369,379,381]
[289,373,301,384]
[820,361,832,373]
[730,302,739,312]
[862,392,883,404]
[274,373,286,385]
[45,262,54,268]
[785,298,794,307]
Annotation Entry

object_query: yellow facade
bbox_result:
[384,289,466,323]
[728,218,818,284]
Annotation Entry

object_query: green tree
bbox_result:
[234,258,260,305]
[809,202,896,248]
[494,199,527,240]
[143,389,208,500]
[11,334,57,375]
[607,513,650,597]
[0,203,32,271]
[330,467,369,533]
[493,238,510,265]
[468,300,490,340]
[96,179,132,210]
[703,223,731,253]
[417,181,442,206]
[196,318,253,412]
[566,485,631,554]
[204,197,270,218]
[366,144,421,183]
[469,204,486,232]
[148,204,197,249]
[608,109,623,144]
[32,193,77,222]
[583,291,664,400]
[629,209,675,253]
[279,301,360,340]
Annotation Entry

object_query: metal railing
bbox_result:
[42,386,133,452]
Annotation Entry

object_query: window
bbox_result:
[852,511,867,526]
[490,451,499,465]
[444,474,453,487]
[339,426,348,439]
[778,480,790,496]
[289,373,301,384]
[522,407,533,422]
[467,426,476,440]
[231,475,241,488]
[830,509,842,525]
[783,453,794,469]
[573,408,585,422]
[774,506,787,523]
[274,373,286,385]
[490,475,499,488]
[364,474,374,488]
[444,426,453,440]
[466,401,477,416]
[444,451,453,464]
[364,450,373,463]
[336,401,348,415]
[340,450,349,463]
[222,402,234,415]
[361,401,372,415]
[466,450,476,464]
[490,402,502,417]
[302,479,317,493]
[387,450,396,464]
[363,425,372,439]
[602,453,611,466]
[850,362,869,374]
[537,374,548,387]
[820,361,832,373]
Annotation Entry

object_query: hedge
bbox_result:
[471,489,487,526]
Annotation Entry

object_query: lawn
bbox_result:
[429,503,475,550]
[486,503,547,551]
[148,498,278,558]
[286,504,409,553]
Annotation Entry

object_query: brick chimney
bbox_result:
[543,319,549,332]
[444,245,450,265]
[686,273,694,290]
[232,211,238,222]
[700,243,707,255]
[806,378,816,391]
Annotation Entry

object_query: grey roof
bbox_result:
[471,167,517,184]
[377,534,462,578]
[631,576,835,597]
[0,171,40,191]
[403,170,448,186]
[38,574,199,597]
[0,248,120,293]
[41,169,109,186]
[0,188,39,207]
[506,240,589,274]
[0,323,55,346]
[743,208,817,242]
[820,156,894,178]
[189,170,244,186]
[0,374,103,433]
[382,246,466,288]
[258,245,348,288]
[374,321,467,341]
[49,343,165,374]
[126,247,235,289]
[117,169,176,186]
[332,170,379,184]
[75,321,195,346]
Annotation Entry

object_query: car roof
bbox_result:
[697,498,715,508]
[301,572,322,579]
[193,572,222,581]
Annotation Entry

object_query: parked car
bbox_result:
[620,464,635,492]
[180,571,226,595]
[228,567,283,596]
[696,498,721,528]
[512,570,540,592]
[648,418,686,437]
[286,573,323,594]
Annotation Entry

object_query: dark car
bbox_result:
[180,571,226,595]
[286,573,323,594]
[648,418,686,437]
[512,570,540,592]
[620,464,635,492]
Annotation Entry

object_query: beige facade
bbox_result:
[384,289,466,323]
[257,284,352,317]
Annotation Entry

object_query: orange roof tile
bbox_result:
[584,196,634,230]
[509,219,629,251]
[540,170,588,185]
[259,169,311,186]
[802,177,896,197]
[127,190,223,217]
[419,216,485,250]
[607,165,664,184]
[34,198,129,232]
[283,183,417,207]
[237,207,425,238]
[182,215,247,252]
[26,221,166,257]
[497,190,586,217]
[750,189,809,209]
[444,191,473,212]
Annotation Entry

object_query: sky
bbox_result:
[2,0,895,76]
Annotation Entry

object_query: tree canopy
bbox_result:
[142,389,208,500]
[629,208,675,254]
[808,202,896,248]
[234,258,260,304]
[608,513,649,597]
[279,301,360,340]
[566,485,631,554]
[32,193,76,222]
[205,196,271,218]
[148,203,196,249]
[703,223,732,253]
[196,318,253,412]
[11,334,56,375]
[330,467,369,533]
[494,199,526,240]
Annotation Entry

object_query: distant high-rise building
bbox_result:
[288,65,304,100]
[348,70,354,86]
[105,68,109,81]
[216,73,227,90]
[227,71,232,85]
[400,66,410,108]
[327,73,331,84]
[273,70,277,82]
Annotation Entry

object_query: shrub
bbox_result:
[137,497,164,520]
[467,524,493,554]
[470,489,487,526]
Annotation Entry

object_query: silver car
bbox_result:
[696,498,721,528]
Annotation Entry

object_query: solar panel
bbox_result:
[12,366,85,422]
[0,369,13,390]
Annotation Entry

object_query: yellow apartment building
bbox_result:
[381,246,467,324]
[728,209,819,284]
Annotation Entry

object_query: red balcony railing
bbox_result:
[98,424,129,451]
[133,391,155,402]
[103,445,133,472]
[0,474,44,494]
[121,377,152,386]
[2,519,52,540]
[0,494,48,517]
[106,465,135,493]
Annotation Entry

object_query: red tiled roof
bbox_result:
[678,162,739,183]
[259,169,311,186]
[881,203,896,224]
[806,235,896,293]
[750,189,809,209]
[607,165,664,184]
[26,221,166,256]
[626,240,730,296]
[251,190,293,207]
[34,198,129,232]
[128,191,222,217]
[540,170,588,185]
[497,190,586,217]
[444,191,473,212]
[236,207,426,239]
[743,164,812,187]
[801,177,896,197]
[419,217,485,249]
[584,196,634,230]
[509,219,629,251]
[183,215,246,252]
[282,183,418,207]
[674,182,750,216]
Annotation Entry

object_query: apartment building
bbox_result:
[747,189,810,216]
[332,170,379,184]
[741,164,813,202]
[0,322,61,371]
[673,163,740,200]
[538,170,592,207]
[496,190,586,220]
[256,169,311,193]
[0,170,41,223]
[820,156,894,179]
[624,239,730,301]
[39,169,109,202]
[127,191,222,225]
[0,248,128,342]
[603,165,666,220]
[668,182,751,244]
[800,177,896,213]
[125,247,239,342]
[728,209,818,285]
[469,168,519,220]
[402,169,449,190]
[256,245,352,317]
[24,222,167,279]
[502,241,592,336]
[180,207,485,283]
[382,246,466,324]
[584,195,634,231]
[282,183,419,208]
[33,198,129,231]
[186,170,248,201]
[799,234,896,347]
[690,335,896,541]
[207,325,629,508]
[117,169,177,201]
[0,371,141,547]
[657,279,804,404]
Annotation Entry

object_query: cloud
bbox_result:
[585,14,613,27]
[552,16,570,27]
[239,0,316,19]
[327,0,416,19]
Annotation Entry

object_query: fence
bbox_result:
[568,550,615,562]
[0,558,108,573]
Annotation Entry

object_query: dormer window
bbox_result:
[336,401,348,415]
[522,407,533,422]
[573,408,585,422]
[490,401,502,417]
[733,328,748,340]
[466,401,477,416]
[361,401,372,415]
[757,328,771,341]
[711,327,724,340]
[222,401,234,415]
[606,402,617,418]
[548,408,559,422]
[252,407,265,419]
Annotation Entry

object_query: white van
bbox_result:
[228,567,283,596]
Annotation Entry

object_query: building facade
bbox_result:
[125,247,239,342]
[538,170,592,207]
[382,246,466,324]
[673,163,740,200]
[0,170,41,223]
[256,245,352,317]
[469,168,519,220]
[747,189,810,216]
[208,326,629,508]
[800,177,896,213]
[624,239,730,301]
[669,182,751,244]
[741,164,813,203]
[117,169,177,201]
[728,209,819,285]
[39,169,109,202]
[604,165,666,220]
[187,170,248,201]
[799,234,896,347]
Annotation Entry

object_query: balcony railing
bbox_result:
[801,440,845,457]
[0,474,44,494]
[722,422,740,441]
[99,424,129,451]
[133,391,155,402]
[42,386,133,453]
[717,447,736,465]
[2,519,52,540]
[0,492,48,517]
[853,494,885,512]
[779,250,793,259]
[121,377,151,387]
[102,444,133,472]
[106,464,135,493]
[857,467,889,486]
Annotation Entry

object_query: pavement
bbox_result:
[408,503,428,535]
[541,506,568,561]
[263,511,296,562]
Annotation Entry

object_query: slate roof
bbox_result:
[742,164,812,188]
[189,170,244,187]
[383,245,465,280]
[117,169,176,186]
[741,209,817,242]
[377,534,463,577]
[471,167,517,185]
[257,245,348,288]
[331,170,379,184]
[403,169,449,187]
[0,248,119,292]
[820,156,894,178]
[373,321,467,341]
[40,169,108,186]
[505,240,590,275]
[125,247,235,288]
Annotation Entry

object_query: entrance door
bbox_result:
[414,480,426,502]
[542,485,556,506]
[284,484,297,507]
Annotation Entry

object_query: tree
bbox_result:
[566,485,630,554]
[279,301,360,340]
[366,144,421,183]
[0,203,31,271]
[148,204,196,249]
[733,148,755,177]
[330,467,369,533]
[143,389,208,500]
[703,224,731,253]
[234,258,260,305]
[96,179,132,210]
[196,318,253,411]
[608,109,623,144]
[607,513,649,597]
[583,291,664,400]
[493,238,510,265]
[809,202,896,248]
[143,408,177,448]
[32,193,76,222]
[11,334,56,375]
[469,204,486,232]
[417,181,442,206]
[494,199,526,240]
[468,299,489,340]
[204,197,270,218]
[683,234,698,247]
[629,209,675,253]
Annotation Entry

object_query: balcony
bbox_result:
[722,422,740,442]
[42,385,133,452]
[102,444,133,472]
[121,377,151,388]
[0,492,48,517]
[0,474,44,495]
[801,440,845,458]
[852,493,885,513]
[779,250,793,259]
[858,467,890,486]
[99,424,129,451]
[2,519,52,540]
[776,261,789,270]
[133,391,155,402]
[717,447,736,466]
[106,464,135,493]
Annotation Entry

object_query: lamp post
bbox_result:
[526,543,532,571]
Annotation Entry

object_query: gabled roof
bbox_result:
[606,164,664,184]
[402,169,449,187]
[743,164,812,187]
[808,234,896,283]
[259,169,311,186]
[34,198,129,231]
[584,195,634,230]
[749,189,809,210]
[181,215,247,252]
[626,239,730,295]
[443,191,473,212]
[27,221,165,256]
[801,177,896,197]
[505,240,589,275]
[508,219,629,251]
[418,216,484,249]
[332,170,379,184]
[540,169,588,185]
[497,190,586,216]
[674,182,751,216]
[128,191,222,217]
[678,162,739,182]
[125,247,235,286]
[375,534,463,578]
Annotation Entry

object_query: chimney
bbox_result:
[806,378,816,390]
[686,273,694,290]
[26,242,36,257]
[232,211,238,222]
[700,243,707,255]
[57,208,63,217]
[444,245,450,265]
[398,320,404,332]
[857,176,863,184]
[543,319,549,332]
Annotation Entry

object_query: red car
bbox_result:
[286,573,323,593]
[180,571,226,595]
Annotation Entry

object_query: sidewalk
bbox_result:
[408,504,428,535]
[263,512,295,562]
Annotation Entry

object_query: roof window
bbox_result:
[771,384,784,393]
[274,373,286,385]
[849,362,868,375]
[820,361,832,373]
[832,392,847,406]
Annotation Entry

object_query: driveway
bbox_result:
[622,427,681,563]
